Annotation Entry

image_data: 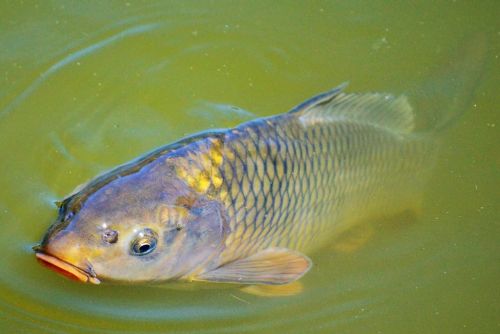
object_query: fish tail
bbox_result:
[409,34,489,135]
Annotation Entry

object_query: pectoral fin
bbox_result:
[196,248,312,285]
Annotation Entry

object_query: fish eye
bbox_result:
[130,228,157,256]
[102,229,118,244]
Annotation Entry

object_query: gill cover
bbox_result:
[165,197,229,279]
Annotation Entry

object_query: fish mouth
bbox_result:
[35,252,100,285]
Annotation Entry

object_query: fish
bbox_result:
[34,82,447,287]
[33,33,487,294]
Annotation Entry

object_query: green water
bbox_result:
[0,1,498,333]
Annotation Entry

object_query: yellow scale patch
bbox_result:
[176,139,225,197]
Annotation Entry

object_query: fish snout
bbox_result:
[35,230,100,284]
[41,229,79,258]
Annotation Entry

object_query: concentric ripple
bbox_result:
[0,1,497,334]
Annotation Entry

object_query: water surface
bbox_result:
[0,1,498,333]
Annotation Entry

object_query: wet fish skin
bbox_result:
[212,92,435,265]
[36,84,437,285]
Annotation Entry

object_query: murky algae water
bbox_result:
[0,1,498,333]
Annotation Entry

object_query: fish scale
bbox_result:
[211,107,434,263]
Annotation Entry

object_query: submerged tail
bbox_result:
[408,34,489,134]
[288,35,488,138]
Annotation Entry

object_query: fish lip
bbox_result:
[35,252,101,285]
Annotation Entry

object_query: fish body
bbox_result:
[36,85,438,285]
[213,92,434,262]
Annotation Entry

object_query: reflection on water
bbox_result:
[0,1,497,333]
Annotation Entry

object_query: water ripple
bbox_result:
[0,22,162,119]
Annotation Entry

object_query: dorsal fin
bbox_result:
[287,82,348,114]
[290,83,415,133]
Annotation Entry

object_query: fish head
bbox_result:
[36,161,229,284]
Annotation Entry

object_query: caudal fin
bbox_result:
[409,34,489,134]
